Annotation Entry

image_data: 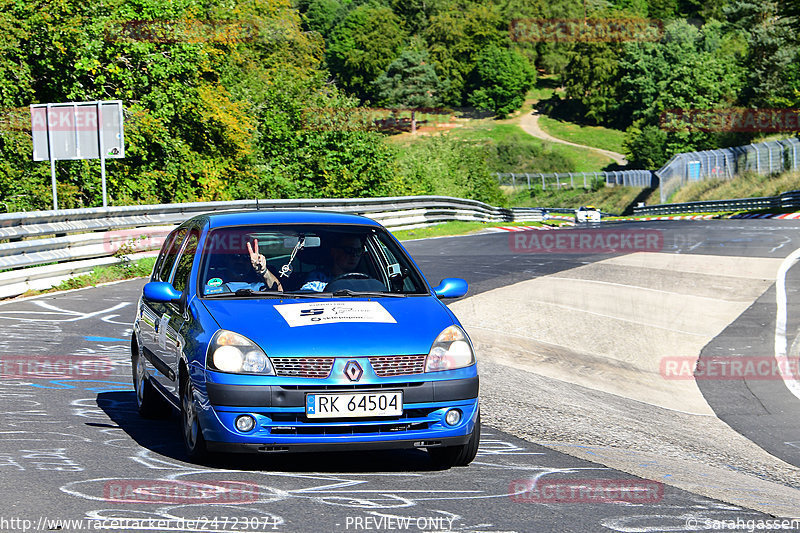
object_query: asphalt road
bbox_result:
[0,220,798,532]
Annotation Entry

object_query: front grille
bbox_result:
[368,355,426,377]
[272,357,334,378]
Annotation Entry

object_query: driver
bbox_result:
[300,234,365,292]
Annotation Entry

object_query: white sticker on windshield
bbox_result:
[274,301,397,327]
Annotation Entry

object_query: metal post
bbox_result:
[97,102,107,208]
[541,174,545,190]
[511,173,516,191]
[556,174,560,188]
[45,104,57,210]
[525,173,530,189]
[764,144,770,173]
[569,172,573,188]
[755,144,761,174]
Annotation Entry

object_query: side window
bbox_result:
[151,229,179,281]
[374,234,425,294]
[157,229,187,283]
[171,231,199,293]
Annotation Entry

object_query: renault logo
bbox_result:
[344,360,363,382]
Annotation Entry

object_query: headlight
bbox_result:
[207,330,274,375]
[425,325,475,372]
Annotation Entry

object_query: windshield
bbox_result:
[198,224,428,297]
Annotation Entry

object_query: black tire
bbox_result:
[429,412,481,469]
[131,339,168,419]
[180,369,208,463]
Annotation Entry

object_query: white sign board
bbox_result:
[31,101,125,161]
[274,301,397,327]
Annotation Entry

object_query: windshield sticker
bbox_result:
[207,278,223,287]
[274,301,397,327]
[205,286,225,295]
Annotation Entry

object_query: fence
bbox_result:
[0,196,545,299]
[655,137,800,203]
[496,170,656,191]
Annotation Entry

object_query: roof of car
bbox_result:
[192,210,383,229]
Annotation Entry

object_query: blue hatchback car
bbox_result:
[131,210,480,466]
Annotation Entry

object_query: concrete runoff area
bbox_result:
[450,252,800,516]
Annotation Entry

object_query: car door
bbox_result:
[139,228,186,389]
[154,229,199,397]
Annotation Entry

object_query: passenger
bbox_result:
[246,239,284,291]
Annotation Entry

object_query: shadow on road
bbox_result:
[96,391,443,472]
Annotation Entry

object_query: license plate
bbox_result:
[306,391,403,419]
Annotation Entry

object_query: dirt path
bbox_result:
[519,109,628,166]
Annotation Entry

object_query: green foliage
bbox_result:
[374,50,445,110]
[618,19,747,166]
[468,45,535,118]
[423,2,507,105]
[394,135,505,206]
[325,3,408,101]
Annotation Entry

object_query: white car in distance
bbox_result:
[575,205,601,223]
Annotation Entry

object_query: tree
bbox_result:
[468,45,535,118]
[424,1,507,105]
[326,4,408,101]
[725,0,799,107]
[374,50,446,133]
[562,41,624,125]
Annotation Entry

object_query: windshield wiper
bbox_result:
[204,289,320,299]
[330,289,406,298]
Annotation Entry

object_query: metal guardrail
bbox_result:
[496,170,656,190]
[0,196,546,299]
[632,189,800,216]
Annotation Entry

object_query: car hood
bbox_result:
[201,296,456,357]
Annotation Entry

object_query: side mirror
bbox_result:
[143,281,182,303]
[433,278,468,299]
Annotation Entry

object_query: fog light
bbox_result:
[444,409,461,426]
[235,415,256,432]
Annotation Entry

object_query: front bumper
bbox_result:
[196,375,479,452]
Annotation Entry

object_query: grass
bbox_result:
[669,170,800,204]
[449,123,615,173]
[507,185,659,215]
[537,115,627,155]
[19,256,157,298]
[391,220,554,241]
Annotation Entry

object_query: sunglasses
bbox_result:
[335,246,365,256]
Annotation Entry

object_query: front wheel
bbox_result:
[429,412,481,469]
[180,370,208,463]
[131,340,167,418]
